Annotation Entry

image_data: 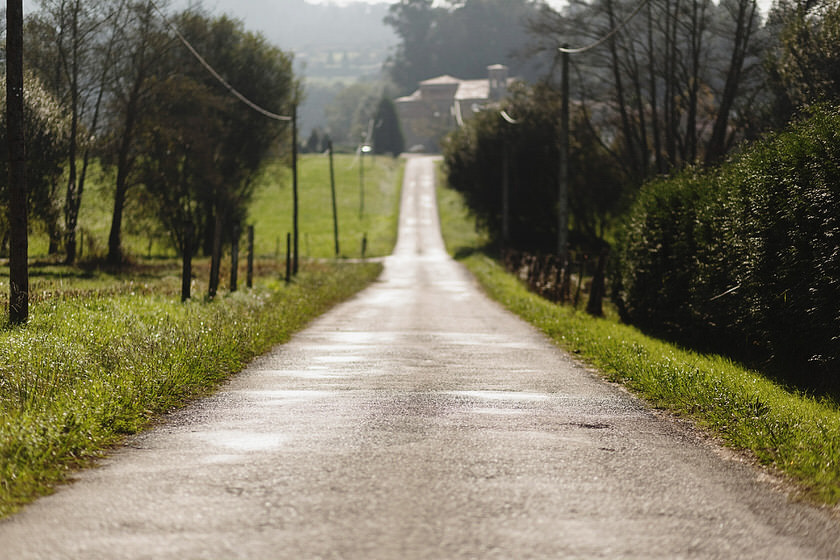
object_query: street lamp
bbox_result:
[360,143,372,219]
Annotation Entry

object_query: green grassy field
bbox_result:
[0,155,403,518]
[437,179,840,507]
[249,153,402,259]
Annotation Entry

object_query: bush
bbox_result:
[614,105,840,385]
[443,83,625,254]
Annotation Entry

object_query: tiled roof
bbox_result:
[419,74,461,86]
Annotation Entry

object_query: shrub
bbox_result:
[614,105,840,385]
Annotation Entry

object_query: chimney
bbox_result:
[487,64,509,101]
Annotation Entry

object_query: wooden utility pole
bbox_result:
[558,47,570,264]
[328,140,340,256]
[502,144,510,247]
[292,103,299,276]
[7,0,29,324]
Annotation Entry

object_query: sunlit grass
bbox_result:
[0,261,381,517]
[249,153,402,259]
[0,154,403,517]
[437,181,840,507]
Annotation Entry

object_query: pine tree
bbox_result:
[372,97,405,157]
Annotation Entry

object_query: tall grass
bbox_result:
[0,263,381,517]
[438,181,840,507]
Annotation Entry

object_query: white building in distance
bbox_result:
[395,64,512,153]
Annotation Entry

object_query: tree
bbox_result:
[371,97,405,156]
[383,0,439,93]
[765,0,840,120]
[528,0,767,179]
[103,0,172,265]
[0,75,70,256]
[324,82,380,147]
[135,12,296,295]
[305,128,323,153]
[705,0,761,163]
[175,12,295,257]
[443,83,624,254]
[133,75,222,299]
[384,0,550,94]
[25,0,124,263]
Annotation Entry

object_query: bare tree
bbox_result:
[27,0,122,263]
[705,0,759,163]
[528,0,765,179]
[105,0,172,266]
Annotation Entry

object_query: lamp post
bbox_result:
[292,102,299,276]
[359,143,371,219]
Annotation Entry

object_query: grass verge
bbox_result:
[0,261,382,518]
[0,154,403,517]
[438,181,840,508]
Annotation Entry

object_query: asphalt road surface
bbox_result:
[1,155,838,559]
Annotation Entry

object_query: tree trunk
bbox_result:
[606,0,640,180]
[107,78,143,265]
[706,0,757,164]
[647,0,664,174]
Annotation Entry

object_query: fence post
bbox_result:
[208,211,223,299]
[586,251,608,317]
[247,225,254,289]
[181,221,193,302]
[230,224,240,292]
[285,232,292,284]
[574,254,586,307]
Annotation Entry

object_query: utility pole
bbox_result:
[328,140,340,256]
[7,0,29,324]
[359,144,366,220]
[502,143,510,247]
[558,46,570,264]
[292,102,299,276]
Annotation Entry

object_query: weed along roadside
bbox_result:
[437,181,840,509]
[0,154,403,519]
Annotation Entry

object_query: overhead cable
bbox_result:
[558,0,651,55]
[500,110,519,125]
[148,0,292,122]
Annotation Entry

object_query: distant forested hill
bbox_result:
[223,0,397,79]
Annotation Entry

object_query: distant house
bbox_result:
[395,64,512,153]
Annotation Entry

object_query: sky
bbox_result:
[302,0,773,12]
[305,0,565,9]
[198,0,776,37]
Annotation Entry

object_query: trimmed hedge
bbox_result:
[614,105,840,384]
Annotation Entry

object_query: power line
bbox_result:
[500,109,519,125]
[558,0,651,55]
[148,0,292,122]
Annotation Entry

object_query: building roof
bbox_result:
[419,74,461,86]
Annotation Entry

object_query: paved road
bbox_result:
[2,155,838,559]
